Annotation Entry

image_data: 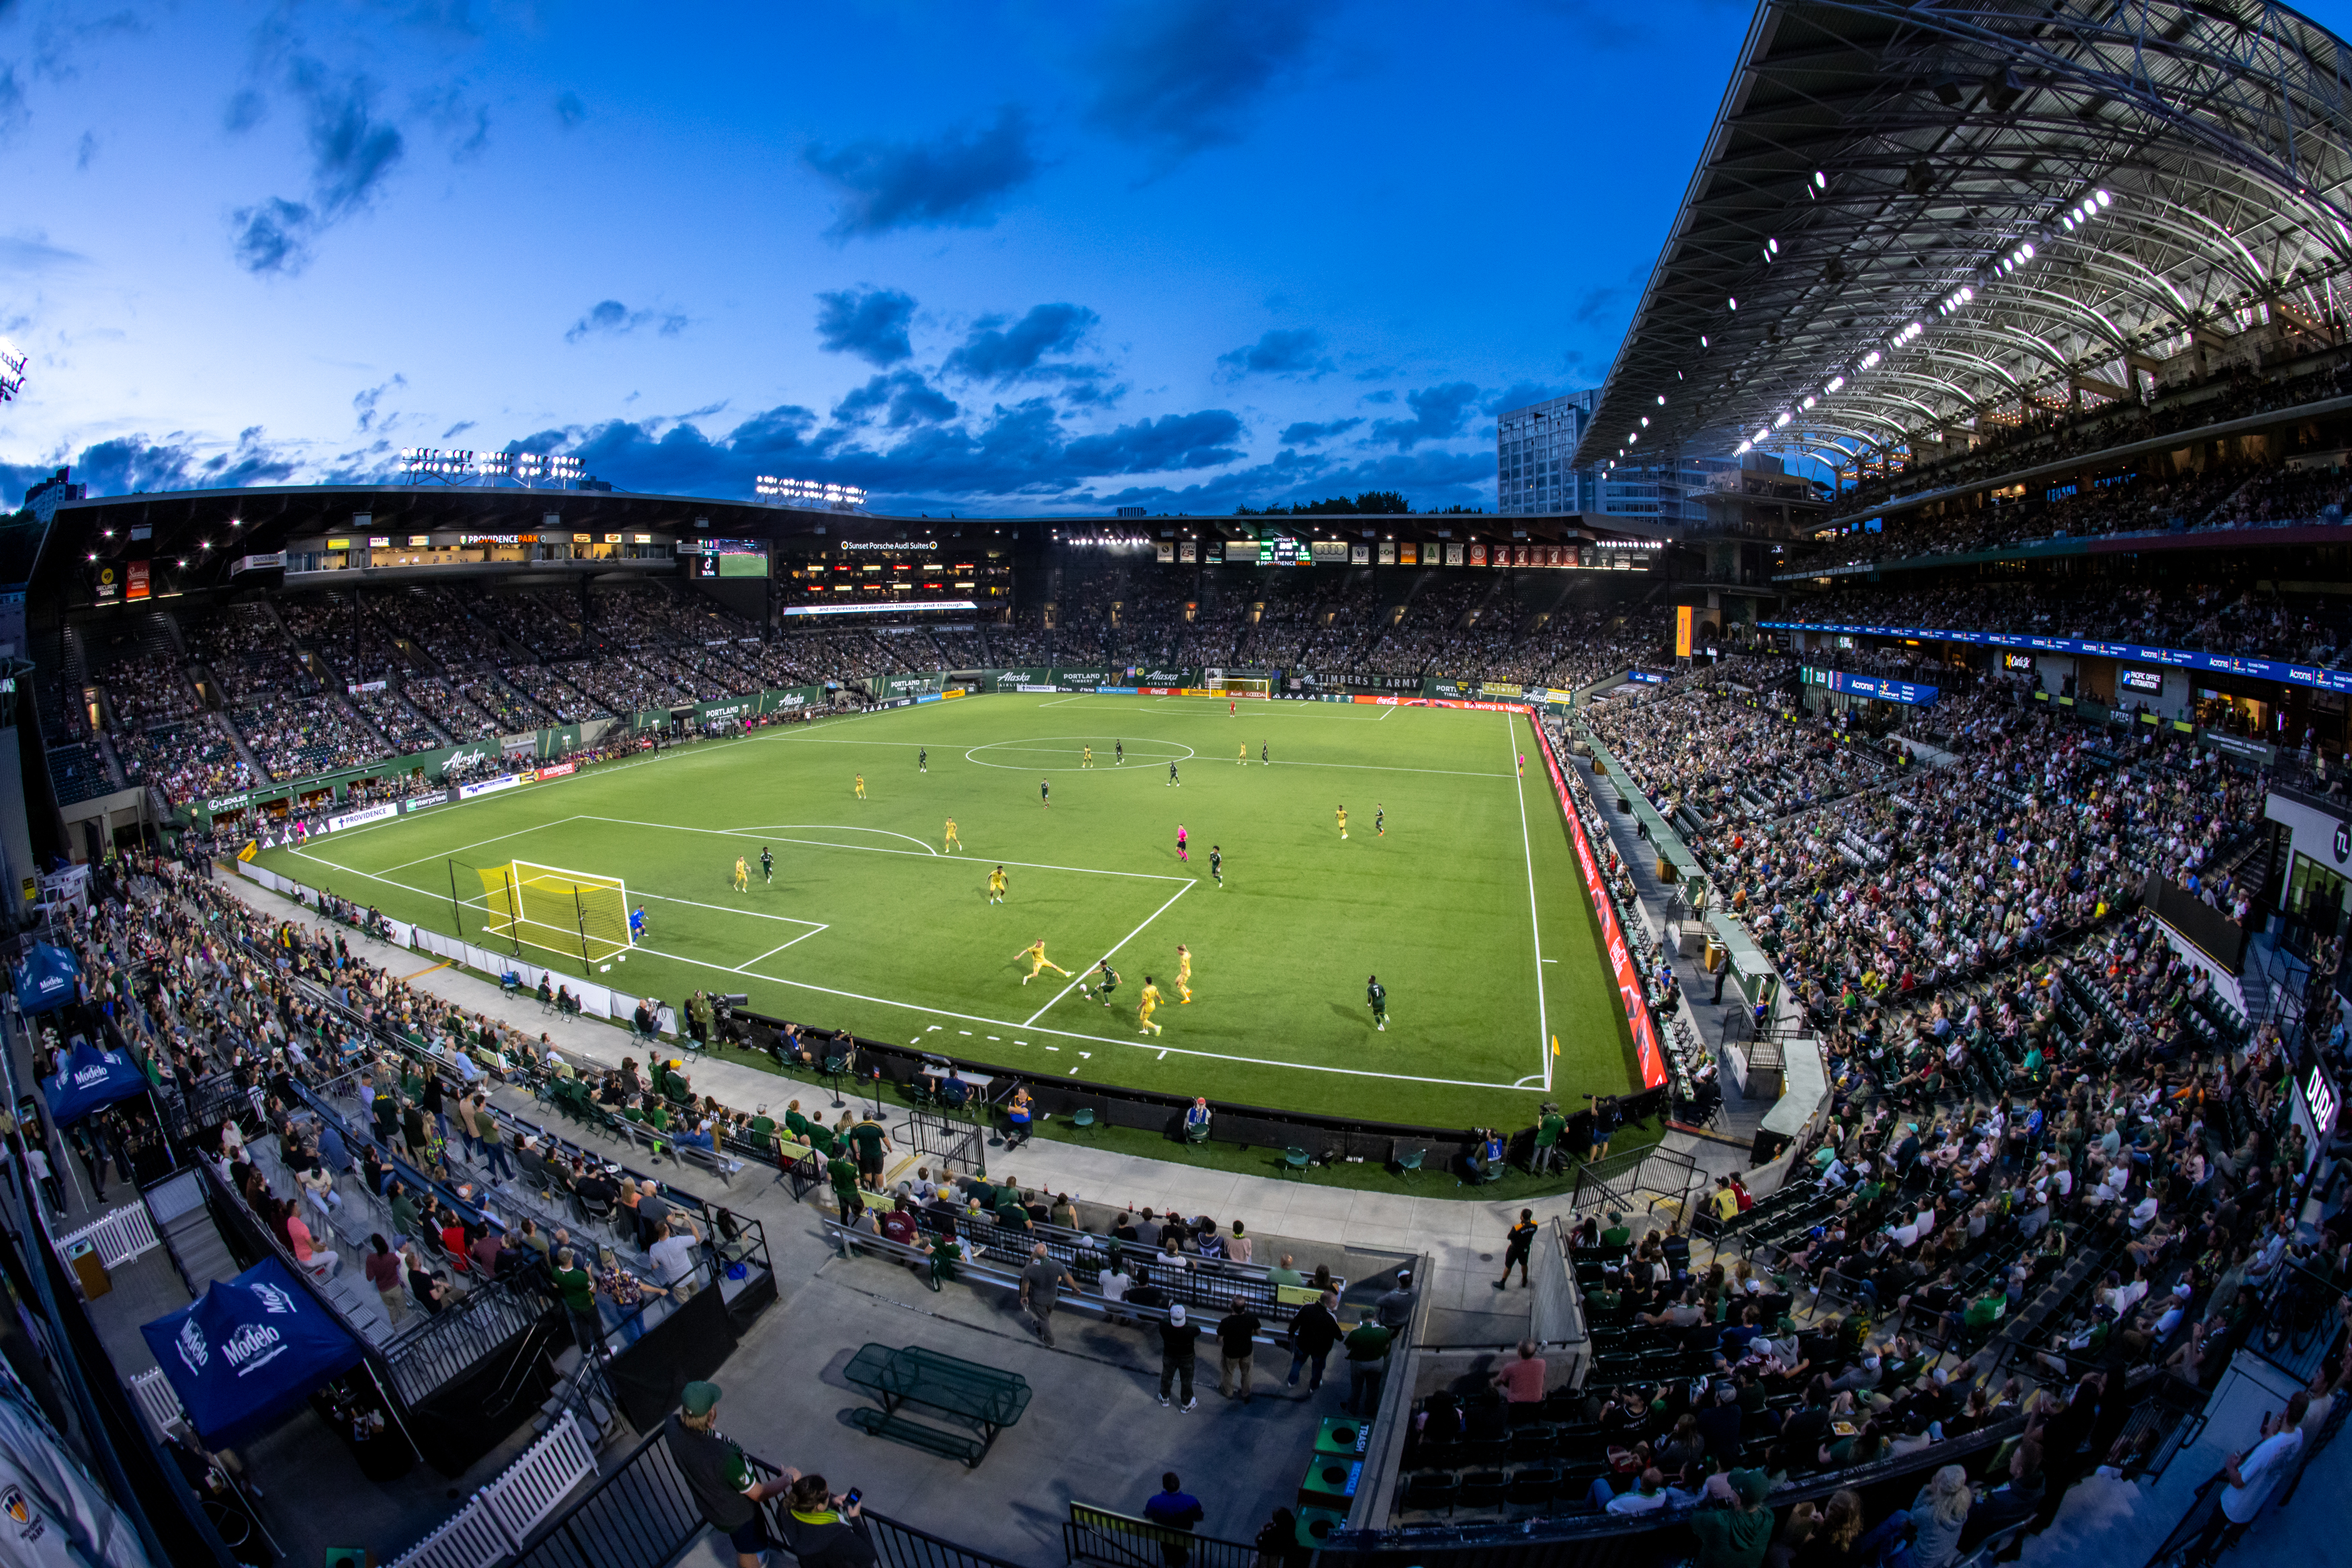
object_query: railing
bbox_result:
[903,1106,986,1178]
[1063,1502,1261,1568]
[492,1426,1032,1568]
[1566,1141,1701,1219]
[504,1427,704,1568]
[384,1274,556,1407]
[390,1410,598,1568]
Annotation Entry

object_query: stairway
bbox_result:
[144,1170,242,1292]
[534,1346,618,1441]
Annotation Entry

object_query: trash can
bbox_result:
[66,1239,110,1301]
[1656,857,1675,885]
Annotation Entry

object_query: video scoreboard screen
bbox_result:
[683,539,770,578]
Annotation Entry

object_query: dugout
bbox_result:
[739,1009,1668,1174]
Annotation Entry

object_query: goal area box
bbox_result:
[464,859,632,963]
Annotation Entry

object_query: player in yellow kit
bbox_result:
[732,855,749,892]
[986,865,1007,904]
[1176,943,1193,1003]
[944,817,961,853]
[854,773,866,799]
[1137,977,1164,1035]
[1083,746,1093,768]
[1337,805,1349,840]
[1017,939,1070,984]
[1237,742,1247,765]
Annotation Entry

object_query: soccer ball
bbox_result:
[1079,986,1091,996]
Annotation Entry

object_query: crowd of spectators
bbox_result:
[1779,578,2352,671]
[1843,350,2352,513]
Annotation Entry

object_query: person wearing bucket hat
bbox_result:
[665,1381,795,1568]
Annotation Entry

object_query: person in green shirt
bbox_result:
[1265,1254,1304,1289]
[1687,1469,1773,1568]
[1531,1104,1567,1174]
[1343,1317,1392,1415]
[388,1181,421,1244]
[847,1115,890,1192]
[827,1155,861,1221]
[1599,1211,1632,1250]
[783,1102,811,1142]
[552,1246,601,1354]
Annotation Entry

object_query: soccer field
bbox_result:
[256,693,1640,1129]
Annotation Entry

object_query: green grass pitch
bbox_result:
[257,693,1642,1129]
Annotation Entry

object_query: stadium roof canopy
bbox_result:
[1570,0,2352,475]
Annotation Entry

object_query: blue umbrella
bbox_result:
[138,1258,365,1446]
[11,942,79,1016]
[42,1041,148,1127]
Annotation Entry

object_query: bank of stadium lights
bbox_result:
[398,448,584,487]
[0,337,24,403]
[755,475,868,509]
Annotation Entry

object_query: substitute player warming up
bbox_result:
[1367,973,1388,1031]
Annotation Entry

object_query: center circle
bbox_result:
[962,737,1198,772]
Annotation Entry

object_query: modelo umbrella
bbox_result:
[11,943,79,1016]
[41,1041,149,1127]
[139,1258,365,1447]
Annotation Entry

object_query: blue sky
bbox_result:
[0,0,1750,515]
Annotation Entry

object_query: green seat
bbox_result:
[1183,1119,1210,1148]
[1397,1147,1425,1182]
[1071,1108,1098,1137]
[1282,1147,1310,1178]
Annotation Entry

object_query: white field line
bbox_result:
[382,816,587,872]
[1509,710,1552,1093]
[655,819,1193,883]
[1021,879,1193,1027]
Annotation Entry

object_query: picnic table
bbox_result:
[842,1342,1032,1467]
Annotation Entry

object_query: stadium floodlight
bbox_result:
[1727,296,1738,310]
[1826,376,1844,392]
[1656,394,1665,405]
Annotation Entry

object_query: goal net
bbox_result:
[474,860,632,963]
[1206,677,1271,697]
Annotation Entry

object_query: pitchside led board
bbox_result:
[1675,606,1694,659]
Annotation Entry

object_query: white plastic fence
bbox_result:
[127,1367,185,1442]
[56,1201,161,1268]
[390,1410,597,1568]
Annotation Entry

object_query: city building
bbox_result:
[1494,390,1744,521]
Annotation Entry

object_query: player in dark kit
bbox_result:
[1040,777,1050,809]
[1088,959,1120,1007]
[1209,845,1223,887]
[1115,740,1124,765]
[1366,974,1388,1032]
[1167,760,1180,787]
[919,747,927,773]
[759,846,773,883]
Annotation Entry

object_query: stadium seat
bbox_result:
[1505,1467,1559,1514]
[1182,1120,1210,1150]
[1070,1107,1099,1137]
[1455,1469,1508,1512]
[1397,1472,1456,1518]
[1396,1147,1425,1181]
[1281,1146,1310,1178]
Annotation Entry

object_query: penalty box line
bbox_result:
[1021,878,1193,1027]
